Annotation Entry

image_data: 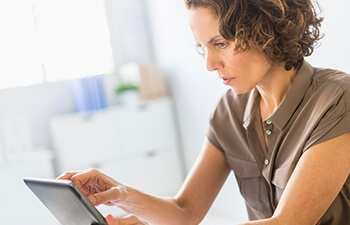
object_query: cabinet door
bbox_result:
[50,110,123,173]
[97,146,184,217]
[119,99,178,155]
[100,146,184,196]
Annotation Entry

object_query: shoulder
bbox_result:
[302,67,350,150]
[313,67,350,92]
[310,67,350,112]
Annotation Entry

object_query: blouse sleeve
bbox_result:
[206,104,225,152]
[303,85,350,151]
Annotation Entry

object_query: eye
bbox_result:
[215,42,228,48]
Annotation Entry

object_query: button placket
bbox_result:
[264,119,273,167]
[264,119,273,135]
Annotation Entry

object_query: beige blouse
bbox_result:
[207,61,350,224]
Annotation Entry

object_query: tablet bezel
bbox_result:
[23,177,108,225]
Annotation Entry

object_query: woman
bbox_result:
[58,0,350,224]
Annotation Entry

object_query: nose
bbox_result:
[206,49,223,72]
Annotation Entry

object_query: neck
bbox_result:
[257,65,298,121]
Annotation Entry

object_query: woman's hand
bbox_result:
[57,168,127,206]
[105,214,148,225]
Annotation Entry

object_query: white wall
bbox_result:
[0,82,74,149]
[145,0,350,222]
[308,0,350,73]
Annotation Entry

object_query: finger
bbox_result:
[106,214,147,225]
[89,186,122,206]
[118,215,147,225]
[70,169,119,192]
[106,214,117,225]
[56,171,81,180]
[70,169,106,197]
[70,168,102,189]
[57,169,101,196]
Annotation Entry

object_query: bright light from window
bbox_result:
[0,0,44,89]
[0,0,114,90]
[33,0,114,82]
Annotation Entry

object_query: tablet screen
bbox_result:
[24,177,107,225]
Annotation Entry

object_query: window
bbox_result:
[0,0,44,89]
[0,0,114,90]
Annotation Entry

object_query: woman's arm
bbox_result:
[238,132,350,225]
[174,137,232,224]
[59,138,231,225]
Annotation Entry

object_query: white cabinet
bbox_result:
[97,146,184,217]
[50,108,123,172]
[50,97,185,217]
[101,146,183,196]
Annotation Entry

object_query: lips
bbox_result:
[221,77,234,85]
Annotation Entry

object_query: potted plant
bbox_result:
[115,82,140,106]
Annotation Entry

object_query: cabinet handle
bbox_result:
[90,162,101,169]
[145,150,157,158]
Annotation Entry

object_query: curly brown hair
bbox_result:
[184,0,323,70]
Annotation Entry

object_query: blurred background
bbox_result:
[0,0,349,224]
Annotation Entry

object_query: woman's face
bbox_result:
[189,7,274,94]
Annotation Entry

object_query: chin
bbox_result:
[230,87,253,95]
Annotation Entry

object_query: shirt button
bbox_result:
[266,130,272,135]
[264,159,269,165]
[266,120,272,125]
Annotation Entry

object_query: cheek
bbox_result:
[225,50,270,77]
[224,52,253,74]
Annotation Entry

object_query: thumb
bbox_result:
[89,186,122,206]
[106,214,147,225]
[106,214,118,225]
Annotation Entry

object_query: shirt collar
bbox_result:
[243,60,314,130]
[243,88,260,129]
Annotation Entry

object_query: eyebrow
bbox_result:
[206,35,222,44]
[196,35,223,47]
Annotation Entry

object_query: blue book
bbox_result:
[70,76,108,113]
[96,76,108,109]
[70,79,89,112]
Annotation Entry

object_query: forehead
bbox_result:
[188,7,221,44]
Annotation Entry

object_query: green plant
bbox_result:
[115,82,139,95]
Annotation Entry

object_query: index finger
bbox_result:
[56,170,94,195]
[63,169,105,192]
[56,171,82,180]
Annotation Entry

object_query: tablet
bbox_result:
[23,177,108,225]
